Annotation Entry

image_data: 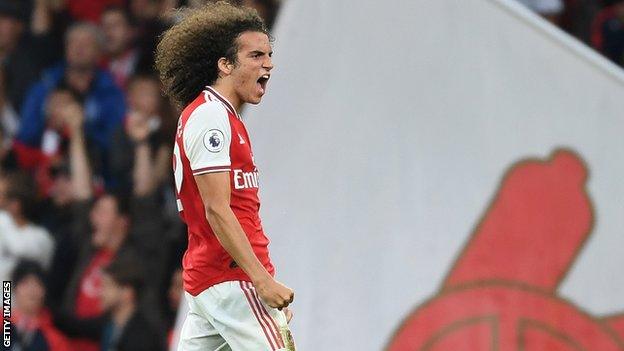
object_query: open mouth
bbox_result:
[257,74,270,93]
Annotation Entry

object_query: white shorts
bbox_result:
[178,281,295,351]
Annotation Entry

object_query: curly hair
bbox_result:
[155,1,269,107]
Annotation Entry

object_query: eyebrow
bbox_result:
[249,50,273,56]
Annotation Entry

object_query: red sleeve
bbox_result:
[12,140,46,170]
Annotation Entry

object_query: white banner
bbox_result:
[243,0,624,350]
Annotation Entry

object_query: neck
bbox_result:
[211,81,242,112]
[112,301,135,328]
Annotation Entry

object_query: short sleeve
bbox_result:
[183,103,232,175]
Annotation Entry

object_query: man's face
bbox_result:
[49,174,73,206]
[65,28,100,70]
[128,78,160,115]
[102,10,132,57]
[0,14,24,52]
[90,195,121,247]
[15,275,45,315]
[100,273,122,311]
[229,31,274,105]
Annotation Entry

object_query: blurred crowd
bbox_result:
[0,0,279,350]
[0,0,622,350]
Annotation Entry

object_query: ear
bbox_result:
[217,57,235,77]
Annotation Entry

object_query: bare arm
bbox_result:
[132,142,154,196]
[195,172,294,309]
[65,103,92,200]
[153,145,171,189]
[127,112,156,196]
[31,0,51,36]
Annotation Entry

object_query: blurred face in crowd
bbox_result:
[0,14,24,53]
[0,176,7,210]
[129,0,159,20]
[128,78,161,116]
[100,273,128,311]
[49,173,73,206]
[102,9,134,58]
[0,176,21,218]
[65,25,101,70]
[90,195,128,248]
[15,275,46,316]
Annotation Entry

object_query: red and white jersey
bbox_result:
[173,86,274,296]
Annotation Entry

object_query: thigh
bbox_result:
[199,281,295,351]
[178,293,230,351]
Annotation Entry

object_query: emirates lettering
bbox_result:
[233,169,259,189]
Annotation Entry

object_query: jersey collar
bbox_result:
[204,86,241,120]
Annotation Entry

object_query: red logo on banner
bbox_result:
[386,149,624,351]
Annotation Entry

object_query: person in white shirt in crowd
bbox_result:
[0,171,55,282]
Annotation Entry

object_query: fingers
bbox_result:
[288,291,294,303]
[271,298,290,310]
[257,281,294,310]
[270,293,294,310]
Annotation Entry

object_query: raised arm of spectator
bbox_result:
[64,101,92,200]
[29,0,60,69]
[126,112,157,197]
[31,0,52,35]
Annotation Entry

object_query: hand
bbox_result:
[126,112,151,143]
[254,277,294,310]
[283,307,293,324]
[61,102,84,135]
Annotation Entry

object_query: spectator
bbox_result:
[110,74,175,194]
[0,171,55,283]
[592,0,624,66]
[51,94,166,351]
[14,22,126,181]
[100,255,166,351]
[37,93,89,305]
[8,260,72,351]
[101,6,153,89]
[43,160,82,307]
[0,0,59,111]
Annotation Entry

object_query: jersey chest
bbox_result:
[228,117,259,191]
